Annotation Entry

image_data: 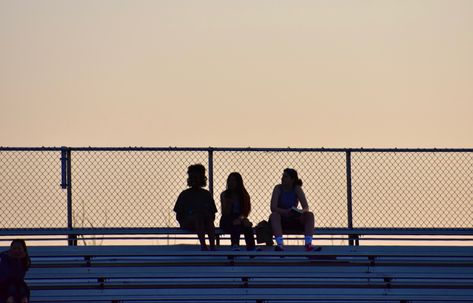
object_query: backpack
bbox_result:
[255,220,274,246]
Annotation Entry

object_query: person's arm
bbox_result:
[173,192,182,213]
[209,192,217,214]
[270,185,290,215]
[232,192,251,225]
[173,192,186,222]
[220,192,231,216]
[295,186,310,212]
[240,191,251,218]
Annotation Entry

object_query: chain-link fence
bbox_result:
[71,150,208,228]
[352,151,473,228]
[0,149,67,229]
[1,147,473,231]
[212,150,347,228]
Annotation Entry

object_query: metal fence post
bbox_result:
[61,147,77,246]
[208,148,218,244]
[208,148,214,197]
[346,150,358,246]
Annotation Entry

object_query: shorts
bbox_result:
[178,213,215,231]
[280,215,305,232]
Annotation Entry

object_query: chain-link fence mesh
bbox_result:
[0,150,67,228]
[71,150,208,228]
[213,151,347,228]
[352,152,473,228]
[1,148,473,231]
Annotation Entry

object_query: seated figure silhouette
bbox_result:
[0,239,31,303]
[174,164,217,251]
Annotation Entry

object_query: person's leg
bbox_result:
[182,214,208,249]
[230,223,241,248]
[300,211,314,237]
[269,212,284,249]
[193,214,208,250]
[5,283,18,303]
[221,216,238,249]
[242,224,256,250]
[19,281,29,303]
[299,211,320,251]
[219,216,231,232]
[0,282,5,303]
[203,214,216,250]
[269,212,283,237]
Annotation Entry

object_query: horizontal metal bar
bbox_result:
[0,147,63,151]
[2,227,473,236]
[2,147,473,152]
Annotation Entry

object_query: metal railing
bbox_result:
[1,147,473,242]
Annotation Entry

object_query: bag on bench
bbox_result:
[255,220,274,246]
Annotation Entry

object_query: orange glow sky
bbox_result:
[1,0,472,148]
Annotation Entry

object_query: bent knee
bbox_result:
[269,212,281,220]
[305,211,314,217]
[302,211,314,220]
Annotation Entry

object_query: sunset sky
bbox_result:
[1,0,472,148]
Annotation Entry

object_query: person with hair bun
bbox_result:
[269,168,319,251]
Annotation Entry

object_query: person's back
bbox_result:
[173,164,217,251]
[174,187,216,224]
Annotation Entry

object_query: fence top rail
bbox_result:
[0,147,63,151]
[1,146,473,152]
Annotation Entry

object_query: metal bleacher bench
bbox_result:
[3,227,473,246]
[23,244,473,303]
[3,227,473,302]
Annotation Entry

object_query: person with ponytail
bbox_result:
[220,172,256,251]
[0,239,31,303]
[269,168,320,252]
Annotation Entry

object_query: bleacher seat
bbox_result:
[22,245,473,303]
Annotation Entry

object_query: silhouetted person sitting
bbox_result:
[174,164,217,251]
[0,239,31,303]
[220,172,256,251]
[269,168,320,252]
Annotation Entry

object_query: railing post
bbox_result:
[208,148,214,197]
[346,150,358,246]
[208,148,218,244]
[61,146,77,246]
